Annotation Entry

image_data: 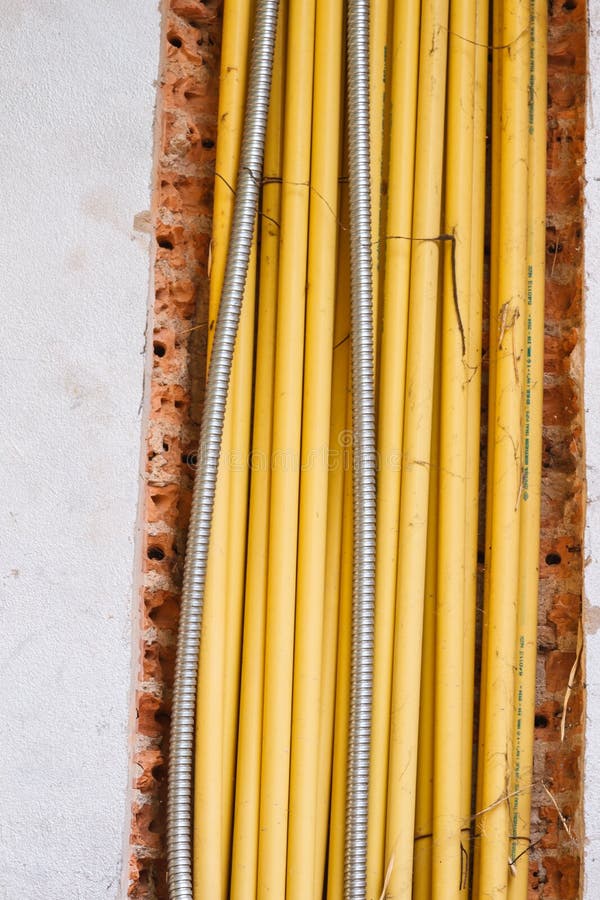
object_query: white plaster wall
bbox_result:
[585,5,600,894]
[0,2,158,897]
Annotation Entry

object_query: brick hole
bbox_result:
[150,493,170,510]
[153,341,166,358]
[157,237,174,250]
[152,763,166,781]
[563,0,577,9]
[535,714,549,728]
[163,440,169,451]
[167,33,183,47]
[542,437,552,468]
[155,710,170,729]
[147,545,166,561]
[546,551,562,566]
[181,452,197,466]
[174,400,184,409]
[201,137,215,149]
[547,241,564,254]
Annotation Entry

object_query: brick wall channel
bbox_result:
[127,0,586,895]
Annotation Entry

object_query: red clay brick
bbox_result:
[546,651,577,694]
[547,592,581,637]
[543,854,580,898]
[127,3,222,893]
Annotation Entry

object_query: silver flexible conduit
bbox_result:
[166,2,279,896]
[345,0,376,897]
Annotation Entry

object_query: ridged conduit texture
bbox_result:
[165,1,279,896]
[345,0,377,897]
[128,0,586,895]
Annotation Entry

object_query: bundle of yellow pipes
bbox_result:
[183,0,547,896]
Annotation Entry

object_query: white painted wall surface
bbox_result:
[585,5,600,894]
[0,3,158,897]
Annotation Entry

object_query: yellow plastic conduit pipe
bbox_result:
[477,0,530,895]
[461,0,489,877]
[384,0,449,893]
[221,237,257,884]
[216,34,265,871]
[192,0,254,887]
[369,0,391,353]
[327,423,355,900]
[366,3,421,893]
[413,310,442,900]
[508,0,547,894]
[257,0,316,891]
[286,0,344,890]
[314,165,351,897]
[205,0,255,367]
[432,0,476,894]
[229,8,286,894]
[192,428,229,895]
[473,4,503,891]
